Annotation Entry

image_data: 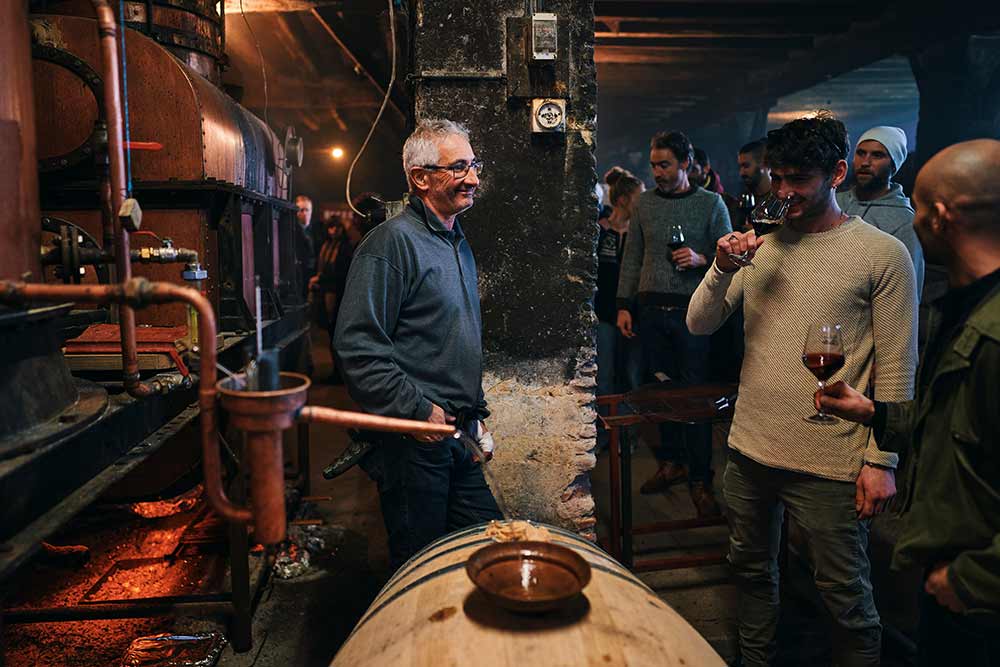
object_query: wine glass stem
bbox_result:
[817,380,826,417]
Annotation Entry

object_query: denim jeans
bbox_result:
[639,305,712,483]
[596,320,643,398]
[723,450,881,667]
[917,591,1000,666]
[361,434,502,570]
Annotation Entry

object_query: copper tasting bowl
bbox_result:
[466,541,592,613]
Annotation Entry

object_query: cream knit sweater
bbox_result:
[687,217,918,481]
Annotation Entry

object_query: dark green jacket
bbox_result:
[884,279,1000,618]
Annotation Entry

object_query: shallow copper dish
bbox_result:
[465,541,592,613]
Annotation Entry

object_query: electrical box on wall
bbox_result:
[531,13,557,61]
[531,98,566,133]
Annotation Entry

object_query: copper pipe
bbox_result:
[89,0,156,398]
[0,278,251,526]
[298,406,457,437]
[0,0,42,281]
[246,431,286,544]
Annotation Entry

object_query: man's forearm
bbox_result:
[686,261,737,336]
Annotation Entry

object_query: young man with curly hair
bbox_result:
[687,112,918,666]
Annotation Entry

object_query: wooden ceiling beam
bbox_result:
[595,20,854,36]
[596,35,814,49]
[594,1,884,21]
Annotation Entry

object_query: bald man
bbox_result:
[818,139,1000,666]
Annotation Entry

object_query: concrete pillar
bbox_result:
[909,33,1000,182]
[411,1,599,536]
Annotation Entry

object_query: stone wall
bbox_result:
[410,0,598,535]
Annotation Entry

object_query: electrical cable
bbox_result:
[345,0,396,216]
[118,0,134,196]
[240,0,269,129]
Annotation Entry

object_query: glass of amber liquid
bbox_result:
[802,323,844,424]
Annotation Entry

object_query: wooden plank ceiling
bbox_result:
[595,0,1000,133]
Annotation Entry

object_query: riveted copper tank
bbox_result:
[32,13,287,198]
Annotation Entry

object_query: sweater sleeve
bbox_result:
[333,253,434,420]
[869,238,918,402]
[687,261,744,336]
[616,207,644,307]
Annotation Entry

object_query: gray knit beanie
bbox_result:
[856,126,908,172]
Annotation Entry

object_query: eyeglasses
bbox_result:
[420,158,484,179]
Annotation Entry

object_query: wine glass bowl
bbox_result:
[667,224,686,271]
[727,193,792,268]
[738,192,755,231]
[802,323,844,424]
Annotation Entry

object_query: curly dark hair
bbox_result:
[765,111,849,176]
[650,131,693,165]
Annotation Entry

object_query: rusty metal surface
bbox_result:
[1,0,42,282]
[0,278,256,529]
[36,0,224,83]
[32,14,284,194]
[217,372,311,544]
[216,372,310,433]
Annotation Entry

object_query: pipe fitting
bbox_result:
[122,276,156,309]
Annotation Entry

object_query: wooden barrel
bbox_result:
[330,522,724,667]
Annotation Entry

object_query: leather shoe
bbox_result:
[690,481,722,517]
[639,462,687,494]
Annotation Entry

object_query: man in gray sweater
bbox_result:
[334,119,501,569]
[837,125,925,298]
[616,130,733,515]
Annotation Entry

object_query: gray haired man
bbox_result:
[334,119,501,569]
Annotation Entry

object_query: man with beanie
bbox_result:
[837,126,925,297]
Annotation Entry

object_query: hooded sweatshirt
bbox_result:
[837,183,924,299]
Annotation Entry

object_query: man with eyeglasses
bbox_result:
[334,118,501,569]
[616,130,733,517]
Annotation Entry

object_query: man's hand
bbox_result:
[308,275,320,291]
[815,381,876,425]
[417,402,455,442]
[715,230,763,272]
[476,421,495,462]
[617,309,636,338]
[671,247,707,270]
[855,464,896,519]
[925,564,967,613]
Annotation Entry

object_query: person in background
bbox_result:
[616,130,732,516]
[595,168,644,446]
[735,139,771,231]
[837,126,925,298]
[309,215,352,383]
[294,194,316,300]
[599,166,625,220]
[687,112,917,666]
[690,147,725,194]
[818,139,1000,667]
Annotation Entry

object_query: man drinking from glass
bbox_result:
[687,112,918,666]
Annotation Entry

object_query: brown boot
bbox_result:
[639,462,687,494]
[690,481,722,517]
